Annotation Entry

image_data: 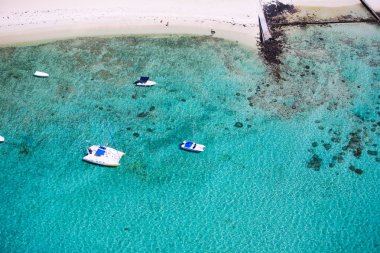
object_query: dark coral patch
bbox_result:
[346,131,363,158]
[307,154,322,170]
[19,144,29,155]
[349,165,363,175]
[234,122,243,128]
[137,112,149,118]
[133,132,140,137]
[367,150,378,156]
[353,149,362,158]
[323,143,332,151]
[337,156,344,163]
[94,70,113,80]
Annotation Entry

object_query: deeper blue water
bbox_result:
[0,24,379,252]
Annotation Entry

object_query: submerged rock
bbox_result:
[259,0,297,77]
[137,112,149,118]
[19,145,29,155]
[337,156,344,163]
[367,150,378,156]
[263,0,297,23]
[349,165,363,175]
[234,122,243,128]
[346,131,363,158]
[307,154,322,170]
[323,143,332,151]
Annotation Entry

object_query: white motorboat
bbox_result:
[33,71,49,77]
[180,140,205,153]
[134,76,156,86]
[0,136,4,143]
[83,145,125,167]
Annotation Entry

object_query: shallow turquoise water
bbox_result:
[0,25,379,252]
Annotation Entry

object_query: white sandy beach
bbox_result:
[0,0,377,47]
[0,0,262,47]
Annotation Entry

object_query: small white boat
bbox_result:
[83,145,125,167]
[134,76,156,86]
[0,136,4,143]
[180,140,205,153]
[33,71,49,77]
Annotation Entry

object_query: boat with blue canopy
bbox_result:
[82,120,125,167]
[180,140,205,153]
[83,145,125,167]
[134,76,157,86]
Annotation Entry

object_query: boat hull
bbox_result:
[0,136,4,143]
[136,80,156,86]
[82,156,120,167]
[33,71,49,77]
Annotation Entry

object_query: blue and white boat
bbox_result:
[0,136,4,143]
[180,140,205,153]
[83,145,125,167]
[134,76,156,86]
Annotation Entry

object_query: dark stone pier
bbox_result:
[258,0,272,42]
[360,0,380,23]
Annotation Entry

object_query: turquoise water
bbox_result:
[0,25,379,252]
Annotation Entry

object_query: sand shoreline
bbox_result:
[0,0,261,47]
[0,0,377,48]
[0,14,260,48]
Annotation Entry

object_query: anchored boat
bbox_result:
[180,140,205,153]
[0,136,4,143]
[134,76,156,86]
[83,121,125,167]
[83,145,125,167]
[33,71,49,77]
